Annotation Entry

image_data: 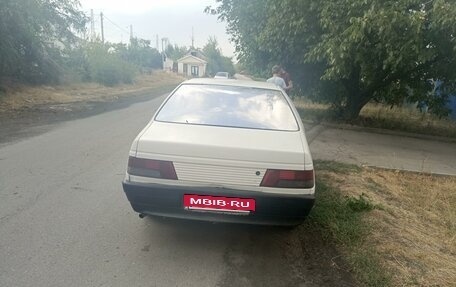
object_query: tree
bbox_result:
[84,41,137,86]
[203,36,235,76]
[207,0,456,119]
[0,0,87,84]
[126,38,162,69]
[165,44,188,61]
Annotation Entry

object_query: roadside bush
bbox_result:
[85,43,136,86]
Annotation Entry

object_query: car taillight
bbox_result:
[127,157,177,180]
[260,169,314,188]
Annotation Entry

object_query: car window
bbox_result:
[155,84,299,131]
[215,72,228,77]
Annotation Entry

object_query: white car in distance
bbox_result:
[213,72,229,79]
[122,79,315,226]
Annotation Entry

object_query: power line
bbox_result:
[84,10,156,43]
[103,14,152,41]
[103,15,130,35]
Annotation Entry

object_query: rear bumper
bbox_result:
[122,180,315,226]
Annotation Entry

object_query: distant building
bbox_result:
[162,52,174,72]
[177,49,207,77]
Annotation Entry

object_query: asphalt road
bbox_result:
[0,94,355,287]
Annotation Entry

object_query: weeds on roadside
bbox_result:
[305,161,391,287]
[306,160,456,286]
[314,160,362,175]
[346,194,376,212]
[294,99,456,139]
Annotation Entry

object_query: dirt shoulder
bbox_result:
[0,71,184,144]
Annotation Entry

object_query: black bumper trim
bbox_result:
[122,181,315,226]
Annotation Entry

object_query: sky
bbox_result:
[79,0,236,58]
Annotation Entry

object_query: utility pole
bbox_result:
[90,9,95,41]
[156,34,159,51]
[129,25,133,43]
[161,38,168,53]
[191,27,194,48]
[100,12,104,43]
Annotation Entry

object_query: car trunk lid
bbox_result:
[135,122,308,187]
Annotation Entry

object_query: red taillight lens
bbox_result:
[260,169,314,188]
[128,157,177,180]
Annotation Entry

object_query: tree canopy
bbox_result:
[0,0,87,84]
[165,44,188,61]
[116,38,162,70]
[203,37,235,76]
[207,0,456,119]
[0,0,164,87]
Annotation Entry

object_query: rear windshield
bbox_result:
[155,84,299,131]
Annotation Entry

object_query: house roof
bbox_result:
[177,54,207,64]
[187,48,207,60]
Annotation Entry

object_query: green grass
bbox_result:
[345,194,377,212]
[294,99,456,139]
[305,161,391,287]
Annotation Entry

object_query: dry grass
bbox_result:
[0,71,184,112]
[293,99,330,122]
[320,166,456,286]
[293,99,456,138]
[359,103,456,138]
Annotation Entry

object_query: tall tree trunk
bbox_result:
[342,92,371,121]
[339,66,369,121]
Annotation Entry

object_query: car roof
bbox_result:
[182,78,281,91]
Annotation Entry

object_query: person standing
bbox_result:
[267,65,292,91]
[280,67,293,93]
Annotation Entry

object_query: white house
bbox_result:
[177,51,207,77]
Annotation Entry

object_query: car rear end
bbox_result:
[122,80,315,226]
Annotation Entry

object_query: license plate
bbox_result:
[183,194,256,214]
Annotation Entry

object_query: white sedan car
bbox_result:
[122,79,315,226]
[213,72,229,79]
